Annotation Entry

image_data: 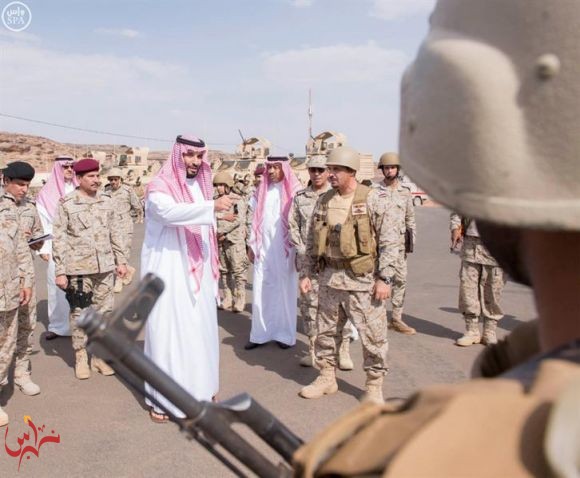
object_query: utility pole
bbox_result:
[308,88,313,140]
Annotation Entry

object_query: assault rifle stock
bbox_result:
[78,273,302,477]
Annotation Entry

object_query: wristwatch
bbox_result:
[379,276,393,285]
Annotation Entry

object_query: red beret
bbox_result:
[73,158,100,174]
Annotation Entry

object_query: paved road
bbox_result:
[0,206,536,477]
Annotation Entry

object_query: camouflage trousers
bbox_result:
[15,284,37,377]
[390,246,408,317]
[0,308,18,386]
[70,272,114,351]
[459,261,506,322]
[218,240,248,307]
[300,276,356,341]
[118,218,134,259]
[315,286,388,377]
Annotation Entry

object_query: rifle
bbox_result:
[78,273,303,477]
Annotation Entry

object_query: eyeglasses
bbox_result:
[62,165,74,170]
[308,168,326,174]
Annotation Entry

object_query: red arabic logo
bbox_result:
[4,415,61,471]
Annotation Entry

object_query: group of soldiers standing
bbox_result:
[0,157,143,426]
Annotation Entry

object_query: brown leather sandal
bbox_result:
[149,409,169,424]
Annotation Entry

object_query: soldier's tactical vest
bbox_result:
[312,184,376,276]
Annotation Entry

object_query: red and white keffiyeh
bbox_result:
[36,158,78,220]
[147,135,219,293]
[250,158,301,260]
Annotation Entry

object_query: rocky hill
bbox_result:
[0,132,235,172]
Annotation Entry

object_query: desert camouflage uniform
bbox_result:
[374,182,416,323]
[52,190,126,351]
[0,194,34,387]
[14,197,44,379]
[302,185,399,378]
[216,191,248,310]
[289,185,330,337]
[104,183,143,258]
[450,213,506,323]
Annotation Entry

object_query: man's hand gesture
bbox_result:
[215,195,233,213]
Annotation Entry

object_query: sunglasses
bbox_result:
[62,165,74,170]
[308,168,326,174]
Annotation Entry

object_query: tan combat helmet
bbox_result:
[400,0,580,231]
[107,168,123,179]
[378,152,400,168]
[325,146,360,172]
[213,171,234,188]
[306,155,327,169]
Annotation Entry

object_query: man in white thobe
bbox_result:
[141,135,231,423]
[36,156,78,340]
[246,157,301,350]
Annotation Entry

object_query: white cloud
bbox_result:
[290,0,313,7]
[371,0,435,20]
[262,41,408,84]
[94,28,141,39]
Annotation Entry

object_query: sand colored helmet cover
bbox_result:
[306,155,328,169]
[213,171,234,187]
[107,168,123,178]
[326,146,360,172]
[400,0,580,231]
[378,152,400,168]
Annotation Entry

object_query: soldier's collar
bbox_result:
[1,191,17,203]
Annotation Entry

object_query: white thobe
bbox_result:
[249,183,298,346]
[37,181,75,336]
[141,179,219,417]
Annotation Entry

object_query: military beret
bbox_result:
[4,161,35,181]
[73,158,100,174]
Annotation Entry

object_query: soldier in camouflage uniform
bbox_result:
[104,168,143,293]
[3,162,46,396]
[289,156,354,369]
[375,152,417,335]
[299,147,399,404]
[0,162,35,426]
[213,171,248,313]
[450,213,506,346]
[53,159,127,379]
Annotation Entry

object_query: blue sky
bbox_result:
[0,0,435,156]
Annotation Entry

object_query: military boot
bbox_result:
[388,308,416,335]
[91,357,115,376]
[219,288,233,310]
[122,265,136,286]
[482,318,498,345]
[0,405,8,427]
[113,276,123,294]
[232,289,246,313]
[360,374,384,405]
[456,318,481,346]
[338,338,354,371]
[299,367,338,399]
[14,363,40,396]
[299,336,316,367]
[75,349,91,380]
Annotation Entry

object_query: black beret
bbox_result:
[4,161,35,181]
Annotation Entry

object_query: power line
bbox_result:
[0,112,239,147]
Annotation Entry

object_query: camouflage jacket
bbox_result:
[16,197,44,252]
[215,192,246,244]
[52,190,127,276]
[374,181,416,247]
[289,185,330,271]
[104,183,143,223]
[303,186,399,291]
[0,193,34,311]
[450,213,498,266]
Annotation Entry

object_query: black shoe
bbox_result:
[45,331,63,341]
[244,341,262,350]
[276,341,292,349]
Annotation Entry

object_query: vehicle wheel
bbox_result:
[413,196,423,207]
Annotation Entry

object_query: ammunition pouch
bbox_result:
[65,276,93,310]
